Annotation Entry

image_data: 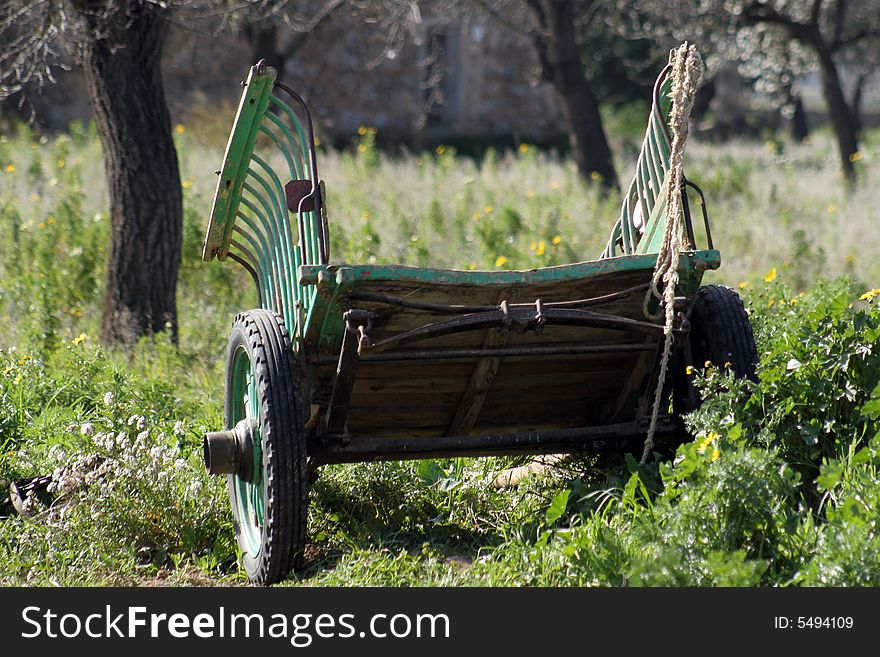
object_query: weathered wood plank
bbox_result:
[446,290,515,436]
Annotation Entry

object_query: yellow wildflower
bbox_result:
[536,241,546,256]
[697,431,719,454]
[763,267,777,283]
[174,124,186,134]
[685,365,695,375]
[46,217,56,225]
[526,190,536,198]
[826,204,837,214]
[529,241,537,251]
[494,256,508,267]
[357,143,367,153]
[357,126,367,136]
[483,205,494,214]
[738,281,748,290]
[72,333,87,345]
[849,151,862,163]
[435,145,447,155]
[181,179,193,189]
[590,171,601,181]
[859,288,880,302]
[4,164,14,173]
[518,143,530,154]
[551,235,562,245]
[472,212,480,221]
[711,448,721,461]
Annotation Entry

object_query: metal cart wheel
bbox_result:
[203,309,308,585]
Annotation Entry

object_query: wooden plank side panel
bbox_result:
[343,353,641,437]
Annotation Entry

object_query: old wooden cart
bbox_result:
[201,56,757,584]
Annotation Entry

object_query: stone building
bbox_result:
[7,14,564,145]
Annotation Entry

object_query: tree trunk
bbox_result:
[816,48,858,180]
[79,3,182,346]
[246,23,285,75]
[851,73,867,138]
[790,96,809,142]
[529,0,619,191]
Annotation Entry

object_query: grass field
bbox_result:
[0,119,878,585]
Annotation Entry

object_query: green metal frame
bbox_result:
[601,65,675,258]
[203,63,327,347]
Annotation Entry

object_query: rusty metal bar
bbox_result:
[685,178,713,250]
[308,419,683,465]
[274,81,328,263]
[345,283,651,315]
[320,326,361,437]
[311,342,657,365]
[361,306,664,354]
[680,179,697,250]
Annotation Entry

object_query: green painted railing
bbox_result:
[601,66,675,259]
[203,63,327,347]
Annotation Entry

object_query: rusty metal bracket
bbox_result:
[346,283,652,315]
[321,309,375,439]
[358,305,665,355]
[344,309,374,353]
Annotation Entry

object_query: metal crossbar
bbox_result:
[202,62,328,344]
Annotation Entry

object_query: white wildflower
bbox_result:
[173,420,185,436]
[103,391,115,406]
[80,422,94,436]
[93,432,114,450]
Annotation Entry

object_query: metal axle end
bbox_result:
[203,418,258,480]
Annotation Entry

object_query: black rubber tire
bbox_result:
[225,309,308,585]
[690,284,758,378]
[674,284,758,414]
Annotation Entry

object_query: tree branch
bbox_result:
[809,0,823,26]
[832,25,880,51]
[742,1,822,47]
[473,0,540,39]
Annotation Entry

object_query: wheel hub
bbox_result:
[203,417,258,480]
